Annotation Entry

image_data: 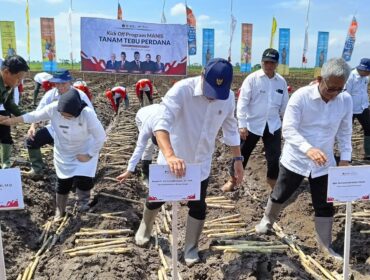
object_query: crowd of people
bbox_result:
[0,49,369,266]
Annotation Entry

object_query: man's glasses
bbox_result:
[322,79,345,94]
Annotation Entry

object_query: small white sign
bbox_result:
[0,168,24,210]
[148,164,201,202]
[327,165,370,202]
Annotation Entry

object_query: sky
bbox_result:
[0,0,369,68]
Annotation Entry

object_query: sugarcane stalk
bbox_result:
[207,200,233,204]
[300,260,323,280]
[100,192,143,204]
[68,247,132,257]
[64,239,127,253]
[165,210,172,224]
[207,204,235,209]
[206,196,227,201]
[224,248,286,254]
[162,216,170,234]
[160,267,168,280]
[306,255,337,280]
[75,237,130,244]
[360,230,370,234]
[204,223,245,228]
[206,214,241,224]
[158,269,164,280]
[75,229,133,236]
[37,221,49,244]
[212,244,289,251]
[85,212,128,221]
[214,240,284,246]
[155,220,162,234]
[42,221,52,244]
[203,228,243,234]
[207,231,248,238]
[26,256,40,280]
[154,229,159,249]
[21,265,31,280]
[33,235,52,258]
[101,211,127,216]
[158,247,169,272]
[16,274,22,280]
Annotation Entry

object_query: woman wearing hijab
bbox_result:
[0,88,106,219]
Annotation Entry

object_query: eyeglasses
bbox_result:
[322,79,345,94]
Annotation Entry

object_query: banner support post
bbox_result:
[171,202,178,280]
[0,225,7,280]
[343,201,352,280]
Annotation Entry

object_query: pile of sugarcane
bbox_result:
[63,227,133,257]
[206,196,235,209]
[204,214,254,238]
[335,208,370,234]
[273,223,339,280]
[17,212,72,280]
[210,239,288,254]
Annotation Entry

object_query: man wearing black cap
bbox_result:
[134,58,244,266]
[345,58,370,160]
[24,69,93,180]
[222,48,289,192]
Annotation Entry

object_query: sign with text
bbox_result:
[327,166,370,202]
[148,164,201,202]
[0,168,24,210]
[80,17,187,75]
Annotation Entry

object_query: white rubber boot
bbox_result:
[76,189,91,212]
[135,205,160,246]
[255,198,284,234]
[315,217,343,261]
[54,193,68,221]
[184,215,205,267]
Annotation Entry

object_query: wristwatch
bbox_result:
[233,156,244,161]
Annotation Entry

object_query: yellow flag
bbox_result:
[269,17,277,48]
[26,0,30,57]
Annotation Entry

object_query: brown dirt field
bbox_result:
[0,72,369,280]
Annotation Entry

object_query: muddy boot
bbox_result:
[184,215,205,267]
[221,177,236,192]
[54,193,68,221]
[255,198,284,234]
[135,205,160,246]
[23,148,44,179]
[0,144,12,169]
[314,217,343,260]
[76,189,91,212]
[364,136,370,160]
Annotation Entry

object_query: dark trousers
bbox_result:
[271,163,334,217]
[26,127,54,149]
[0,111,13,144]
[353,108,370,136]
[56,176,94,194]
[230,125,281,179]
[146,178,209,220]
[138,90,153,106]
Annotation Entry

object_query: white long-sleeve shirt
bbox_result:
[154,76,240,181]
[280,84,353,178]
[345,69,369,114]
[237,69,289,135]
[127,104,162,172]
[36,87,94,136]
[23,103,106,178]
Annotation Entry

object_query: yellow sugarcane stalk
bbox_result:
[26,256,40,280]
[158,247,169,272]
[207,204,235,209]
[203,228,242,234]
[162,216,170,233]
[306,255,337,280]
[100,192,143,204]
[75,237,130,244]
[207,231,247,238]
[158,269,164,280]
[204,223,245,228]
[160,267,168,280]
[68,248,132,257]
[64,239,127,253]
[206,214,241,224]
[206,196,227,201]
[75,229,133,236]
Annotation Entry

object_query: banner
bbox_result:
[0,21,16,58]
[269,17,277,48]
[186,6,196,55]
[314,31,329,77]
[240,23,252,73]
[277,28,290,75]
[202,29,214,66]
[228,14,237,62]
[342,16,358,62]
[80,18,188,76]
[40,18,57,71]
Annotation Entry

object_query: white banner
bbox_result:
[80,17,188,76]
[0,168,24,210]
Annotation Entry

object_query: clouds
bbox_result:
[170,3,185,16]
[275,0,309,10]
[45,0,63,3]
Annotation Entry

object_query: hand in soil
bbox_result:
[116,170,132,183]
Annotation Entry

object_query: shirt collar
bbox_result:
[311,84,322,100]
[256,69,278,80]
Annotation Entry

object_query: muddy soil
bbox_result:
[0,72,369,280]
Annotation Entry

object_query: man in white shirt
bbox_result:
[345,58,370,160]
[222,48,289,192]
[24,69,94,180]
[255,58,353,260]
[134,58,244,266]
[116,104,161,183]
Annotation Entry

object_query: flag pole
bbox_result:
[69,0,74,69]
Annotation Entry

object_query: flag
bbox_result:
[342,16,358,62]
[161,0,166,23]
[68,5,73,64]
[228,14,237,61]
[186,5,196,55]
[117,2,123,20]
[302,0,310,65]
[269,17,277,48]
[26,0,30,58]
